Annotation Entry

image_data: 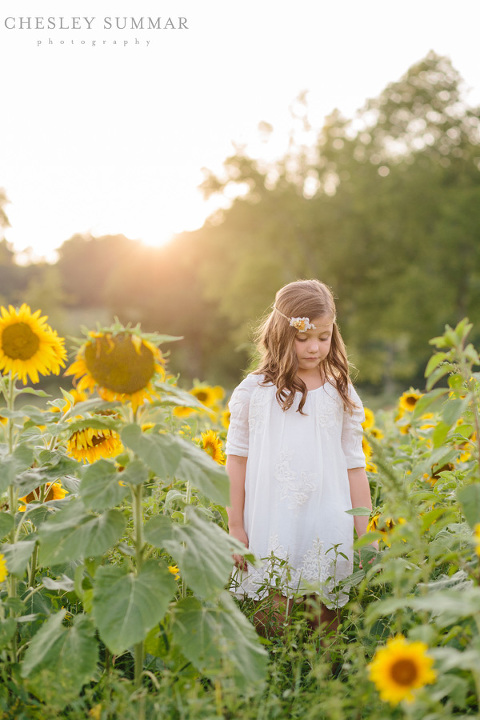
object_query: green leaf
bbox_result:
[412,388,448,419]
[424,352,447,378]
[143,514,175,546]
[172,593,267,689]
[38,502,126,565]
[442,398,467,428]
[145,509,246,600]
[92,561,176,655]
[41,575,75,592]
[426,362,452,390]
[1,540,36,577]
[174,436,229,505]
[0,512,14,539]
[121,424,182,478]
[345,507,371,516]
[0,619,16,649]
[119,458,149,487]
[80,459,128,510]
[432,421,450,448]
[457,484,480,528]
[154,382,215,411]
[0,444,35,494]
[16,387,51,398]
[21,611,98,709]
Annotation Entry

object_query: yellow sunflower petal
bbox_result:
[368,635,436,706]
[0,304,66,385]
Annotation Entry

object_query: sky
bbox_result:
[1,0,480,262]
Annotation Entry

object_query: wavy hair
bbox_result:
[254,279,356,414]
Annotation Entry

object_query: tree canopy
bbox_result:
[2,52,480,394]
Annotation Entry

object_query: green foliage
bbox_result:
[0,338,268,715]
[92,562,176,655]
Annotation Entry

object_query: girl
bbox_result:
[225,279,373,636]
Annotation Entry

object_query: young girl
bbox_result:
[225,279,373,634]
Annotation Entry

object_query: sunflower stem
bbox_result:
[131,482,145,689]
[28,543,39,588]
[6,372,18,663]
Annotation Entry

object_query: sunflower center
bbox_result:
[195,390,208,403]
[2,323,40,360]
[85,334,155,394]
[390,658,418,686]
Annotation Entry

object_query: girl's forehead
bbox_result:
[309,316,334,331]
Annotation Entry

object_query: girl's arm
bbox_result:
[348,467,373,538]
[226,454,249,569]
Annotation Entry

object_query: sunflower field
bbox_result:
[0,305,480,719]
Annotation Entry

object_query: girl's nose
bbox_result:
[306,338,320,353]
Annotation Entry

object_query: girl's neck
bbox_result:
[296,366,325,391]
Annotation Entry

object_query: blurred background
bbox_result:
[1,2,479,406]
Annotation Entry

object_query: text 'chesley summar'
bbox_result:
[4,17,188,30]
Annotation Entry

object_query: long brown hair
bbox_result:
[254,279,356,414]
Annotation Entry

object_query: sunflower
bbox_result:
[362,437,377,473]
[0,553,8,583]
[67,427,123,463]
[200,430,226,465]
[419,412,435,430]
[367,514,404,546]
[190,384,225,409]
[173,405,195,419]
[66,331,165,411]
[19,482,68,511]
[398,389,422,415]
[0,304,67,385]
[168,564,180,579]
[369,427,384,440]
[221,409,231,429]
[369,635,436,705]
[473,524,480,558]
[362,407,375,430]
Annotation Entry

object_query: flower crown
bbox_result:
[273,306,316,331]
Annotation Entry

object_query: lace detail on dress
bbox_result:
[231,533,351,607]
[274,452,318,513]
[248,385,271,435]
[315,385,343,428]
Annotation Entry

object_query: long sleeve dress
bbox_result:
[225,373,366,609]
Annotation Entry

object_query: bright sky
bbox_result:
[1,0,479,262]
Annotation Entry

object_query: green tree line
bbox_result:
[1,52,480,396]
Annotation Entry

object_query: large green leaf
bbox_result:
[92,561,176,654]
[172,593,267,689]
[121,424,182,479]
[118,458,149,487]
[0,443,34,494]
[1,540,36,577]
[80,459,128,510]
[38,501,126,565]
[174,436,229,505]
[0,512,14,539]
[367,587,480,627]
[457,484,480,529]
[21,611,98,708]
[145,509,247,599]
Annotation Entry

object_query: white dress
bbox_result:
[225,373,366,608]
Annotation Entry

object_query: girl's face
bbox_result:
[294,316,334,371]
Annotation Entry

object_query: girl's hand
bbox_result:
[229,525,249,571]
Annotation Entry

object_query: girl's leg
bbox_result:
[253,593,294,638]
[305,595,340,648]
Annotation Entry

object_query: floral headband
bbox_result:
[273,306,316,332]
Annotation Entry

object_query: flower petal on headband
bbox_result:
[289,317,316,331]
